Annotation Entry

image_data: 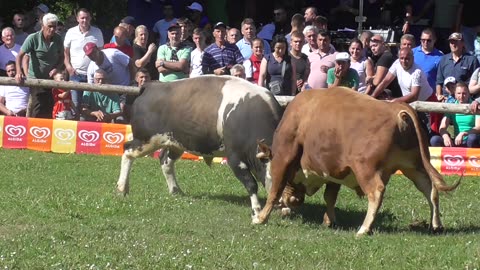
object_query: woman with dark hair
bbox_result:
[258,35,296,96]
[349,38,374,93]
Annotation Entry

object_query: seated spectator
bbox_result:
[81,69,123,123]
[349,38,374,93]
[202,22,244,76]
[327,52,359,90]
[258,34,296,96]
[51,70,74,120]
[125,68,151,122]
[230,64,246,79]
[359,30,373,59]
[431,82,480,148]
[0,27,21,76]
[443,76,457,103]
[468,67,480,97]
[190,28,207,78]
[400,34,416,50]
[155,24,192,82]
[227,28,241,44]
[104,26,134,57]
[289,31,310,93]
[243,38,264,84]
[0,61,29,116]
[132,25,158,80]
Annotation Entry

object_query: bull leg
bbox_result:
[117,139,160,195]
[323,183,341,227]
[160,148,184,195]
[227,156,262,218]
[356,173,386,237]
[253,159,298,224]
[402,168,443,232]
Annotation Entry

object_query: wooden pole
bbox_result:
[0,77,141,95]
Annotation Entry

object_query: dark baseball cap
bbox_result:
[214,22,227,29]
[167,23,180,31]
[121,16,136,26]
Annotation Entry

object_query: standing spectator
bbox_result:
[301,25,318,55]
[236,18,271,60]
[257,6,291,43]
[104,26,134,57]
[132,25,158,80]
[33,3,49,32]
[371,48,436,133]
[468,68,480,96]
[64,8,104,118]
[177,17,195,48]
[431,82,480,148]
[202,22,244,76]
[327,52,359,90]
[0,27,21,76]
[436,32,479,100]
[285,13,305,51]
[152,2,177,46]
[304,6,318,26]
[348,38,374,93]
[289,31,310,93]
[455,0,479,55]
[190,28,207,78]
[15,13,64,119]
[412,28,443,90]
[111,16,136,45]
[155,24,191,82]
[243,38,264,84]
[186,2,211,31]
[307,30,336,89]
[0,61,29,116]
[84,42,135,87]
[312,15,328,31]
[366,35,400,98]
[258,35,296,96]
[359,30,373,59]
[11,13,29,45]
[227,28,241,44]
[51,70,74,120]
[81,69,123,123]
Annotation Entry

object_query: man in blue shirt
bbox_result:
[412,28,443,90]
[202,22,244,75]
[236,18,271,60]
[436,32,479,101]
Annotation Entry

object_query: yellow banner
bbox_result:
[51,120,77,153]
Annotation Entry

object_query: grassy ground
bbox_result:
[0,148,479,269]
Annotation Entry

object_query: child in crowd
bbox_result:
[52,70,74,120]
[443,76,456,104]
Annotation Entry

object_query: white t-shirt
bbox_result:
[64,25,104,75]
[152,18,177,45]
[350,58,368,93]
[0,43,21,71]
[87,48,131,86]
[0,85,30,113]
[190,48,203,78]
[388,60,433,101]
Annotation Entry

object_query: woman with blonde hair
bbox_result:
[133,25,158,80]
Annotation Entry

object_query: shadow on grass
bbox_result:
[193,193,480,235]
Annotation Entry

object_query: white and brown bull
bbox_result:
[117,75,283,218]
[254,87,460,236]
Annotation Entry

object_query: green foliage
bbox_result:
[0,149,479,269]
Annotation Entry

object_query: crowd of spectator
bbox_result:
[1,1,480,148]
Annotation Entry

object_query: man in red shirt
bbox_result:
[104,26,133,57]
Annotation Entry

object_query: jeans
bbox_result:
[430,134,479,148]
[70,73,88,113]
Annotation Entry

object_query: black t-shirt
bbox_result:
[133,44,158,80]
[372,50,403,98]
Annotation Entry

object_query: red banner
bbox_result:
[440,147,467,175]
[76,121,102,154]
[2,116,28,149]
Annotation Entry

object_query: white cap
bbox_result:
[443,76,456,86]
[186,2,203,12]
[36,3,49,13]
[335,52,350,62]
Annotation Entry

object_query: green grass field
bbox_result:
[0,148,479,269]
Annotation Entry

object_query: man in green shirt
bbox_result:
[155,24,191,82]
[326,52,359,90]
[15,13,64,118]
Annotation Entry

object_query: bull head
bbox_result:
[256,139,272,160]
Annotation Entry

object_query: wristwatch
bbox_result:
[159,61,165,67]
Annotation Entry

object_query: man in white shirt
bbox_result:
[63,8,104,115]
[0,61,29,116]
[0,27,21,76]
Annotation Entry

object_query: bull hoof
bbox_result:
[431,225,445,234]
[116,185,129,196]
[281,207,292,217]
[252,215,266,225]
[169,187,184,195]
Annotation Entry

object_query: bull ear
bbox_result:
[256,139,272,160]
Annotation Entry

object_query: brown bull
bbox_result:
[254,87,460,236]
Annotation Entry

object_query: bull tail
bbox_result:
[398,109,461,192]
